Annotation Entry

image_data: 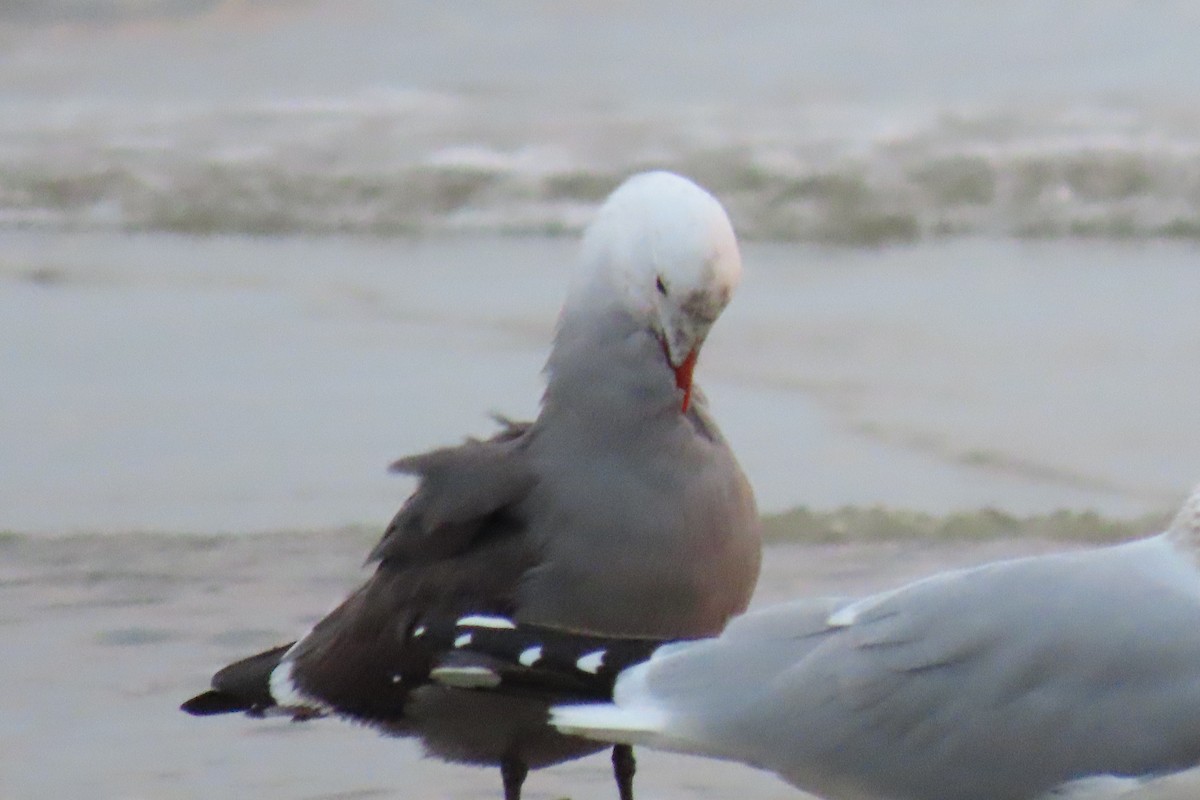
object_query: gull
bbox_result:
[182,171,762,800]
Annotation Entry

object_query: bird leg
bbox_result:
[612,744,636,800]
[501,754,529,800]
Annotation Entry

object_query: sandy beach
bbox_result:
[2,531,1197,799]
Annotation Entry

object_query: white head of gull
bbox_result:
[554,170,742,414]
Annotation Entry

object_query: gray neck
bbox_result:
[542,302,683,430]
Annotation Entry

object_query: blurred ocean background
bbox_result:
[4,0,1200,532]
[6,1,1200,241]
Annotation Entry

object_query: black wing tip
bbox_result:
[181,690,255,716]
[184,643,293,717]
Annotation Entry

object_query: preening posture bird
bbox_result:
[181,171,762,800]
[421,484,1200,800]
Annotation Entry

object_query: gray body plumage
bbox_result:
[517,300,760,636]
[553,490,1200,800]
[287,318,759,768]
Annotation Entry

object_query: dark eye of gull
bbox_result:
[655,276,668,296]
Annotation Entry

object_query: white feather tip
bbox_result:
[550,703,667,745]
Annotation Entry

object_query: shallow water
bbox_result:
[4,230,1197,533]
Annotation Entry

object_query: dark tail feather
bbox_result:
[416,614,676,700]
[181,688,259,716]
[181,642,294,717]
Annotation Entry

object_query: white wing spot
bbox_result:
[454,632,473,648]
[576,650,606,674]
[430,665,501,689]
[391,674,402,684]
[412,625,427,638]
[456,615,517,629]
[518,646,543,667]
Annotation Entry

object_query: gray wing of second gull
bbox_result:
[632,535,1200,800]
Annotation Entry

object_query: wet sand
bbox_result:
[4,531,1198,799]
[4,232,1199,534]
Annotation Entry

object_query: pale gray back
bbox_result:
[641,536,1200,800]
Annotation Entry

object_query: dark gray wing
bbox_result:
[367,417,536,564]
[282,419,543,727]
